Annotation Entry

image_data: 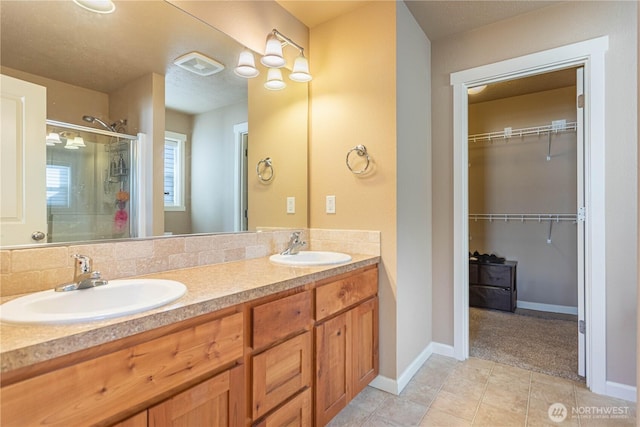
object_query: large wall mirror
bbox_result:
[0,0,308,248]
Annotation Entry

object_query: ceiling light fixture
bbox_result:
[467,85,487,95]
[72,0,116,14]
[235,28,312,86]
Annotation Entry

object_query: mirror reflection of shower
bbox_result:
[45,119,137,243]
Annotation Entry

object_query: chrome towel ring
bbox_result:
[346,145,371,175]
[256,157,274,182]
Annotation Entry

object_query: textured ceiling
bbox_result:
[0,1,247,115]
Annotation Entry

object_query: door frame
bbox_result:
[450,36,608,394]
[233,122,248,232]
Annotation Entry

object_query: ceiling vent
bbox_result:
[173,52,225,76]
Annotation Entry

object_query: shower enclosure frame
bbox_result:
[46,119,139,241]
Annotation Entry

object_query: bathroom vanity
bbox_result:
[0,255,379,427]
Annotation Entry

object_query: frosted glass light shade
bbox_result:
[46,132,61,146]
[73,136,86,147]
[264,68,286,91]
[234,50,259,78]
[64,139,80,150]
[467,85,487,95]
[73,0,115,13]
[261,34,285,68]
[289,54,312,82]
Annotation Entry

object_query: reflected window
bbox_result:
[164,131,186,211]
[46,164,70,208]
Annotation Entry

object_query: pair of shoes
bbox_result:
[469,251,505,264]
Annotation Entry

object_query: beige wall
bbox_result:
[1,67,109,126]
[469,87,578,308]
[247,65,308,230]
[432,1,637,386]
[396,2,433,376]
[309,1,399,378]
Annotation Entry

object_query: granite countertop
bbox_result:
[0,254,379,373]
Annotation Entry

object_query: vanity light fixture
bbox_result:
[61,132,85,150]
[72,0,116,14]
[46,132,62,146]
[235,29,312,85]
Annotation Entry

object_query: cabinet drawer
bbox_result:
[1,312,244,427]
[469,263,479,284]
[315,267,378,321]
[478,264,513,289]
[252,331,312,420]
[470,285,515,312]
[252,290,312,349]
[254,388,312,427]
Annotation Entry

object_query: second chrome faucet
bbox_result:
[55,254,108,292]
[280,231,307,255]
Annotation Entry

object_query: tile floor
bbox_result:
[328,355,636,426]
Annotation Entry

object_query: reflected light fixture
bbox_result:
[236,29,312,87]
[72,0,116,14]
[264,68,286,91]
[467,85,487,95]
[46,132,61,146]
[234,50,259,78]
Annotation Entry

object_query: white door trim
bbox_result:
[450,36,608,394]
[233,122,248,232]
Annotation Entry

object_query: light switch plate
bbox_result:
[287,197,295,214]
[326,195,336,214]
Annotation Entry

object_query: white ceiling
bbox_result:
[0,1,247,116]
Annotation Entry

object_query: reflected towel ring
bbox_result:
[346,145,371,174]
[257,157,274,182]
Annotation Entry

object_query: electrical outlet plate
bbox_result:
[286,197,295,214]
[326,195,336,214]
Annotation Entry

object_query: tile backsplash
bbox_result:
[0,228,380,297]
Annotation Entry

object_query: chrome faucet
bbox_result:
[55,254,108,292]
[281,231,306,255]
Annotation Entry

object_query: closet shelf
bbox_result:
[468,122,577,144]
[469,213,577,222]
[469,213,577,244]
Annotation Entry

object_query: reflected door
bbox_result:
[0,74,47,246]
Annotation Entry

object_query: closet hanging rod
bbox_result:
[468,122,577,143]
[468,213,577,222]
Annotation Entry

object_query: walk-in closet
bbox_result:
[467,68,583,381]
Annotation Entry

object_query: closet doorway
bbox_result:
[451,36,609,393]
[466,68,584,381]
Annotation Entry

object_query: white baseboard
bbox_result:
[430,342,456,358]
[517,300,578,315]
[604,380,637,403]
[369,343,436,395]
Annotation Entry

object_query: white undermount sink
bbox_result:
[0,279,186,325]
[269,251,352,266]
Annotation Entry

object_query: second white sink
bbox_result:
[0,279,187,325]
[269,251,352,266]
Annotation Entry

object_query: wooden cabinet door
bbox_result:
[351,297,379,396]
[314,311,351,427]
[149,365,244,427]
[111,411,147,427]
